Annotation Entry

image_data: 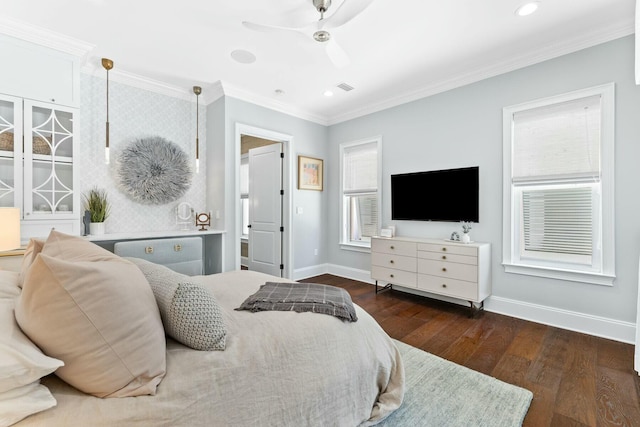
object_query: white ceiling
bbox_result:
[0,0,635,125]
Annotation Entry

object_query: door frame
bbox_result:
[235,123,293,279]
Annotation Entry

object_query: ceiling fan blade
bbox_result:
[325,38,350,68]
[323,0,375,29]
[242,20,304,34]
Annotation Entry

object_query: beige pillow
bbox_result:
[18,238,45,288]
[15,230,166,398]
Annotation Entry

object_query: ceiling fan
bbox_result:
[242,0,374,68]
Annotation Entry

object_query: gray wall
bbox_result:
[327,35,640,325]
[207,96,328,273]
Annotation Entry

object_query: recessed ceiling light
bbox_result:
[324,90,334,97]
[515,2,539,17]
[230,49,256,64]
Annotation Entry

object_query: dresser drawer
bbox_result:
[372,238,417,257]
[371,265,417,287]
[417,274,478,301]
[114,237,203,276]
[372,252,416,272]
[417,259,478,282]
[417,250,477,265]
[417,242,477,257]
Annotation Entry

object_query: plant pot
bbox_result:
[90,222,105,235]
[461,233,471,244]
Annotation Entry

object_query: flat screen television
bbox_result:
[391,166,479,222]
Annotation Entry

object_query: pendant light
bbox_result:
[102,58,114,164]
[193,86,202,173]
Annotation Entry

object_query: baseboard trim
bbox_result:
[485,296,635,344]
[293,264,330,281]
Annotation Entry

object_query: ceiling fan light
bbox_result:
[313,30,331,42]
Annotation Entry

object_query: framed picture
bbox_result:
[298,155,323,191]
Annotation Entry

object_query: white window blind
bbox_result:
[343,142,378,194]
[521,186,593,261]
[513,95,601,182]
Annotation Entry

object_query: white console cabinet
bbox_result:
[371,236,491,312]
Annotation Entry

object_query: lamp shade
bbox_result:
[0,208,20,251]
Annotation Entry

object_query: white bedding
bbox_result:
[16,270,404,426]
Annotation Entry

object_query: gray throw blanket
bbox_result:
[236,282,358,322]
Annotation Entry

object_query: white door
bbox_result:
[248,143,283,276]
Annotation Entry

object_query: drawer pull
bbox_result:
[145,246,154,254]
[390,245,395,250]
[442,267,447,272]
[442,284,447,288]
[174,244,182,252]
[390,274,394,278]
[390,260,395,264]
[442,247,447,252]
[442,255,447,260]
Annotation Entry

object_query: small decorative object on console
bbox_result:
[461,221,473,244]
[450,231,460,241]
[196,212,211,231]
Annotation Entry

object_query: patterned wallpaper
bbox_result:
[78,74,207,234]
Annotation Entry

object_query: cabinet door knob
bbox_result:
[390,260,394,264]
[442,267,447,272]
[442,284,447,288]
[442,255,447,260]
[442,247,447,252]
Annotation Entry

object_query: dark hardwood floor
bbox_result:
[304,273,640,427]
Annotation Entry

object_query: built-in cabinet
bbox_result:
[0,33,82,241]
[371,236,491,312]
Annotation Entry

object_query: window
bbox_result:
[502,84,615,285]
[340,138,382,250]
[240,154,249,238]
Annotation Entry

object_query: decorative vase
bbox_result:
[461,233,471,244]
[90,222,105,235]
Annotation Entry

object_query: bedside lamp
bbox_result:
[0,208,20,251]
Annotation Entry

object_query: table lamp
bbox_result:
[0,207,20,251]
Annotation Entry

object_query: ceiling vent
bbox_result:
[337,82,354,92]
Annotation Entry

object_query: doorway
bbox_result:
[235,124,293,278]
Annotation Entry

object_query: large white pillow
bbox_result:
[15,230,166,398]
[0,382,57,427]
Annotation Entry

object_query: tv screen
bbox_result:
[391,166,479,222]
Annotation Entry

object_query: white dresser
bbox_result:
[371,236,491,312]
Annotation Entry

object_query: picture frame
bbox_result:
[298,155,323,191]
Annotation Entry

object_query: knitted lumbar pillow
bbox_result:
[126,257,226,351]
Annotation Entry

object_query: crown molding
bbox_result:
[326,20,635,125]
[220,82,329,126]
[0,15,94,60]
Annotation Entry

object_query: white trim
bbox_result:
[0,15,94,59]
[502,83,615,282]
[485,295,635,344]
[326,264,374,285]
[293,264,330,281]
[235,123,294,279]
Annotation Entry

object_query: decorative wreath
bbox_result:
[115,136,193,205]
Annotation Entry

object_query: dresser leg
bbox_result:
[469,301,484,318]
[375,280,393,294]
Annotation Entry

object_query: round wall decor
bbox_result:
[115,136,193,205]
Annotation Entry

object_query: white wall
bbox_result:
[327,35,640,341]
[79,73,206,233]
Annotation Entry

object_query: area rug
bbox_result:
[376,340,533,427]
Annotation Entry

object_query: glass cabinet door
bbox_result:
[0,95,22,210]
[23,100,76,219]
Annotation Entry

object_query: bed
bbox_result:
[2,231,404,427]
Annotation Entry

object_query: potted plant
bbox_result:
[83,187,110,235]
[460,221,473,243]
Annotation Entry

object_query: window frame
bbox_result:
[502,83,615,286]
[339,136,382,252]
